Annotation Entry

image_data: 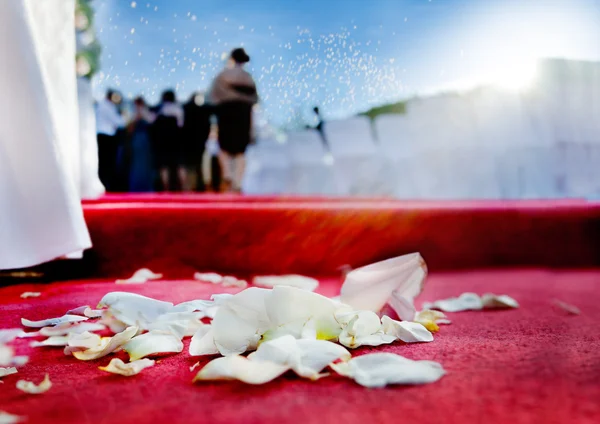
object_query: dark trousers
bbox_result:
[211,155,222,192]
[97,133,119,192]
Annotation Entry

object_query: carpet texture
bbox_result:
[83,200,600,278]
[1,270,599,424]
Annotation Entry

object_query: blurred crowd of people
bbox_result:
[96,48,258,193]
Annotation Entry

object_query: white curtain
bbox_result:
[0,0,91,269]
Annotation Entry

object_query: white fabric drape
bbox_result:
[0,0,91,269]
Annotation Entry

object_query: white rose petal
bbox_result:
[66,306,103,318]
[212,288,272,356]
[38,322,106,337]
[68,331,103,349]
[331,352,445,388]
[98,292,174,328]
[123,331,184,361]
[189,326,219,356]
[249,335,350,380]
[481,293,519,309]
[193,355,290,385]
[116,268,163,284]
[381,316,433,343]
[73,326,138,361]
[99,358,155,376]
[21,315,88,328]
[219,276,246,288]
[172,299,213,313]
[0,329,22,344]
[30,336,69,348]
[341,253,427,321]
[193,272,224,284]
[337,311,395,349]
[253,275,319,292]
[0,367,17,379]
[423,292,483,312]
[553,299,581,315]
[265,286,343,342]
[16,374,52,394]
[0,346,13,367]
[19,292,41,299]
[414,309,451,325]
[0,410,23,423]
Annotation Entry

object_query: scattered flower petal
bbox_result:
[337,311,394,348]
[222,276,248,288]
[553,299,581,315]
[0,329,22,344]
[21,315,88,328]
[481,293,519,309]
[249,335,350,379]
[253,275,319,291]
[16,374,52,394]
[123,331,184,361]
[381,316,433,343]
[39,322,106,337]
[0,346,13,367]
[0,367,17,379]
[193,272,224,284]
[265,286,345,342]
[98,292,174,328]
[193,355,289,385]
[73,326,138,361]
[423,293,519,312]
[212,288,272,356]
[19,292,41,299]
[67,306,103,318]
[340,253,427,321]
[172,299,213,313]
[423,292,483,312]
[116,268,163,284]
[0,411,23,423]
[414,310,451,332]
[99,358,155,376]
[30,336,69,348]
[17,331,40,339]
[68,331,103,349]
[330,352,445,388]
[189,326,219,356]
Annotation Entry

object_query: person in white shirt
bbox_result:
[96,90,125,191]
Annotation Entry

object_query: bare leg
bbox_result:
[160,168,169,192]
[218,151,233,192]
[178,166,189,192]
[232,154,246,193]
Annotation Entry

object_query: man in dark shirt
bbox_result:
[183,92,213,191]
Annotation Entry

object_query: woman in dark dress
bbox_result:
[128,97,155,192]
[208,48,258,193]
[183,92,213,191]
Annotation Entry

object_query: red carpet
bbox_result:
[1,270,599,424]
[84,199,600,278]
[2,197,600,423]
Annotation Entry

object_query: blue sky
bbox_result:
[92,0,600,127]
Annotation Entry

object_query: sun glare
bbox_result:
[491,61,538,91]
